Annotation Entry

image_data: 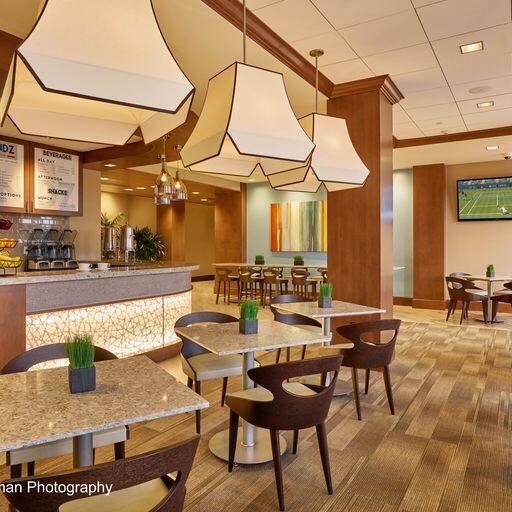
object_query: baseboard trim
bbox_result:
[192,274,215,282]
[412,298,447,310]
[394,296,412,306]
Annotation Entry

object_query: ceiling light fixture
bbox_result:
[170,145,188,201]
[103,163,116,168]
[459,41,483,54]
[191,191,200,195]
[201,198,208,202]
[486,145,499,151]
[100,177,109,181]
[180,0,314,177]
[125,188,133,191]
[135,187,146,190]
[267,49,369,193]
[477,101,494,108]
[0,0,194,145]
[154,134,173,205]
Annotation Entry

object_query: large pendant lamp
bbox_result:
[0,0,194,145]
[180,1,314,177]
[267,50,370,192]
[170,145,188,201]
[154,135,174,205]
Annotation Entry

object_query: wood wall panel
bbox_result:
[157,202,186,262]
[413,164,446,307]
[0,285,26,369]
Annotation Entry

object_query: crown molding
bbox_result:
[330,75,403,104]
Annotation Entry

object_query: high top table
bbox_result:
[175,319,330,464]
[272,300,385,396]
[0,356,208,468]
[466,274,512,323]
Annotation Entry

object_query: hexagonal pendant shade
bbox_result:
[267,113,370,192]
[0,0,194,145]
[180,62,315,177]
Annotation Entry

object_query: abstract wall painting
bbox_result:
[270,200,327,252]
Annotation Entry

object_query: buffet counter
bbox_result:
[0,262,198,369]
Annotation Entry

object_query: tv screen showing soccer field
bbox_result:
[457,177,512,221]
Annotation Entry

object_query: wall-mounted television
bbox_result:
[457,177,512,221]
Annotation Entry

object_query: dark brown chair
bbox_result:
[215,268,237,305]
[270,294,322,362]
[175,312,241,434]
[336,320,401,420]
[1,344,128,480]
[445,272,483,321]
[2,435,200,512]
[445,276,488,324]
[491,281,512,321]
[226,356,342,511]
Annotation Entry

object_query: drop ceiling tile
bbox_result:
[407,102,460,122]
[364,43,437,76]
[246,0,284,9]
[464,107,512,128]
[291,31,357,66]
[255,0,333,42]
[320,58,374,83]
[311,0,412,30]
[339,11,428,57]
[393,105,413,125]
[432,24,512,85]
[417,0,511,41]
[400,86,454,109]
[458,93,512,114]
[415,114,465,131]
[450,75,512,101]
[392,67,447,94]
[422,126,467,136]
[393,122,424,139]
[412,0,442,6]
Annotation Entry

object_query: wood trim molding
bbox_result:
[394,125,512,148]
[393,296,412,306]
[330,75,403,104]
[411,298,447,310]
[201,0,334,97]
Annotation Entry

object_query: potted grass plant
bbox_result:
[66,334,96,394]
[254,254,265,265]
[486,264,495,278]
[293,255,304,266]
[318,283,333,308]
[239,299,259,334]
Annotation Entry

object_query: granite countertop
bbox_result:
[272,300,385,318]
[175,319,331,355]
[0,356,208,452]
[0,261,199,286]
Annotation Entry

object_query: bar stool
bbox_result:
[292,269,317,298]
[215,268,238,305]
[262,269,288,307]
[238,267,260,303]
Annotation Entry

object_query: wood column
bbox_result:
[0,284,26,369]
[413,163,446,309]
[157,202,186,261]
[327,76,402,339]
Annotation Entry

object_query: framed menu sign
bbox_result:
[0,138,27,212]
[33,145,82,215]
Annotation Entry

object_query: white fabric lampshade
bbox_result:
[267,113,370,192]
[0,0,194,145]
[180,62,314,177]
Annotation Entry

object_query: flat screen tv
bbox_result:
[457,177,512,221]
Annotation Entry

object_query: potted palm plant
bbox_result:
[293,255,304,266]
[254,254,265,265]
[318,283,333,308]
[239,299,259,334]
[67,334,96,394]
[486,264,495,278]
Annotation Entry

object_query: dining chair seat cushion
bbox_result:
[7,426,128,466]
[227,382,316,403]
[60,477,170,512]
[182,353,249,381]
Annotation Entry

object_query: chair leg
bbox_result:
[316,423,333,495]
[195,380,201,434]
[460,302,466,324]
[275,348,282,364]
[301,344,307,360]
[187,377,193,389]
[215,280,221,304]
[228,410,239,472]
[270,430,285,512]
[10,464,22,479]
[482,300,488,323]
[382,366,395,415]
[364,368,370,395]
[492,299,498,323]
[292,430,299,455]
[286,347,291,362]
[25,461,35,476]
[446,299,455,321]
[114,441,126,460]
[351,368,362,420]
[221,377,228,407]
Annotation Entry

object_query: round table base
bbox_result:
[475,318,504,324]
[209,427,287,464]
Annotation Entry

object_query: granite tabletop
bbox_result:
[175,319,331,356]
[0,262,199,286]
[273,300,385,318]
[0,356,208,452]
[466,274,512,282]
[213,263,327,270]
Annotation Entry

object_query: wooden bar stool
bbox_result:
[238,267,260,303]
[292,269,316,297]
[262,269,289,307]
[215,267,238,305]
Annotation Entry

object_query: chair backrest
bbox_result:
[2,435,200,512]
[216,268,232,281]
[239,268,254,284]
[448,272,471,290]
[1,343,118,375]
[445,276,481,300]
[263,269,279,284]
[270,294,321,328]
[175,312,238,359]
[337,319,401,369]
[504,281,512,291]
[230,356,342,431]
[291,269,310,285]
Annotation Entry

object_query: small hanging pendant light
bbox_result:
[154,135,174,205]
[267,49,370,192]
[171,145,188,201]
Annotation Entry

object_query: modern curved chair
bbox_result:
[445,276,488,324]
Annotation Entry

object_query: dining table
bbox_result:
[272,300,385,396]
[466,274,512,323]
[0,356,208,468]
[175,319,330,465]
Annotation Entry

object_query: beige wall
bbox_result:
[185,202,214,277]
[446,160,512,276]
[70,169,101,261]
[101,192,157,231]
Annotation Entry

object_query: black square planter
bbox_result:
[68,365,96,394]
[239,319,258,335]
[318,296,332,308]
[486,272,495,278]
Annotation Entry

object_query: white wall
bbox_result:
[101,192,157,231]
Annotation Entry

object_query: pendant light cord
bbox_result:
[243,0,247,64]
[315,54,318,114]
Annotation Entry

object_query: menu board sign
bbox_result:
[0,140,24,209]
[34,147,79,212]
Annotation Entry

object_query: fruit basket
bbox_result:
[0,258,22,275]
[0,238,17,250]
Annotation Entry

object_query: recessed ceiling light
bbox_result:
[486,145,499,151]
[104,163,116,168]
[135,186,146,190]
[477,101,494,108]
[100,177,109,181]
[468,85,491,95]
[248,178,255,182]
[124,188,133,191]
[201,198,208,202]
[459,41,483,54]
[191,191,200,195]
